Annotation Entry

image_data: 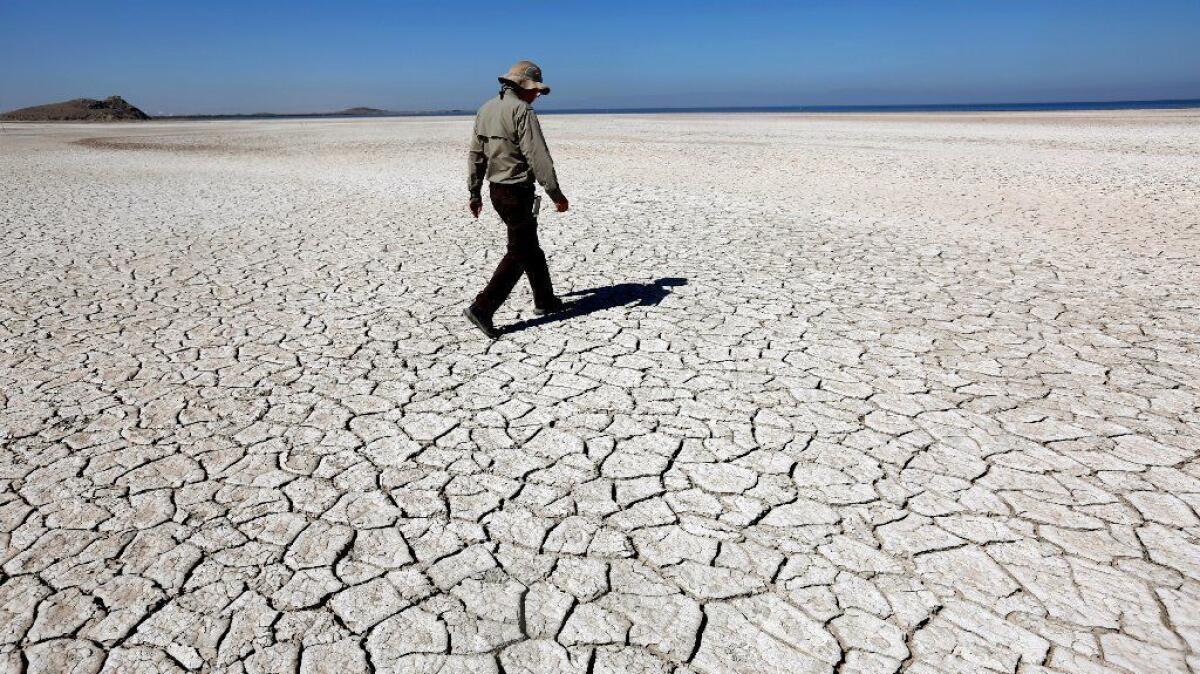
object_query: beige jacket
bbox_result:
[468,90,563,201]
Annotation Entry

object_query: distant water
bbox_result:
[152,99,1200,122]
[541,99,1200,115]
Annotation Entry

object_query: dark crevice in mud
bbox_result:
[900,603,943,671]
[685,606,708,663]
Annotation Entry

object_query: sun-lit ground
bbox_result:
[1,111,1199,673]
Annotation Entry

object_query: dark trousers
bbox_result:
[472,182,556,317]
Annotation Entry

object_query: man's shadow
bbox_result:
[503,277,688,335]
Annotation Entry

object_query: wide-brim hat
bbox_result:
[499,60,551,95]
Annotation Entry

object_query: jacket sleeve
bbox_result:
[515,107,564,199]
[467,120,487,201]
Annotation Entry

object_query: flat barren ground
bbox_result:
[1,111,1199,673]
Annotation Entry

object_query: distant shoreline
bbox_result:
[7,98,1197,123]
[154,98,1200,121]
[154,109,471,121]
[541,98,1200,116]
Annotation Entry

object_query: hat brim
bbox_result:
[499,76,551,95]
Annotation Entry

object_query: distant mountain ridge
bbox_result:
[0,97,468,122]
[1,96,149,121]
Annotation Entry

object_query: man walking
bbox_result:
[463,60,569,340]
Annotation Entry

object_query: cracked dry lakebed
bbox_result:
[1,111,1199,673]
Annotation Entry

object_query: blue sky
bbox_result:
[2,1,1198,114]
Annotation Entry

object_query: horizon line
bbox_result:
[145,96,1200,119]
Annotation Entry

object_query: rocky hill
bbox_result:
[1,96,150,121]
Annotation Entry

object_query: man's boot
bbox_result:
[464,306,500,339]
[533,298,569,316]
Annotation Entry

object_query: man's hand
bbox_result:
[469,199,482,218]
[554,197,569,213]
